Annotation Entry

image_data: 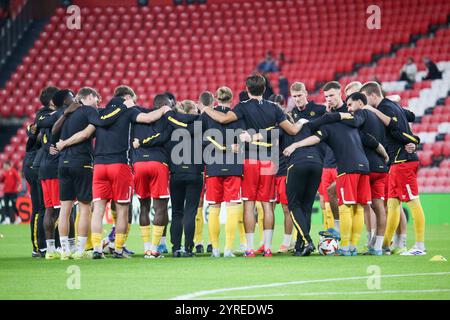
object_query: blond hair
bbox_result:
[344,81,362,96]
[177,100,197,114]
[76,87,100,100]
[290,81,306,93]
[216,86,233,103]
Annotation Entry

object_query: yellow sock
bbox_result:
[256,201,264,244]
[339,205,352,248]
[92,233,102,252]
[225,205,240,250]
[383,198,401,248]
[208,207,221,249]
[325,202,335,229]
[86,228,93,250]
[237,205,246,245]
[407,198,425,243]
[140,225,151,243]
[322,207,328,229]
[115,233,125,252]
[194,207,203,245]
[111,207,117,225]
[351,204,365,247]
[74,209,80,238]
[152,225,165,247]
[124,223,131,244]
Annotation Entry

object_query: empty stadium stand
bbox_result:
[0,0,449,195]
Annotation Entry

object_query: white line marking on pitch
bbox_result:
[170,272,450,300]
[206,289,450,300]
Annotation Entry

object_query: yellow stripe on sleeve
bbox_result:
[142,133,161,144]
[402,132,418,143]
[206,136,226,150]
[100,107,121,120]
[168,116,188,127]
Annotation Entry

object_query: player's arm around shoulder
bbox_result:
[136,105,171,124]
[56,124,96,151]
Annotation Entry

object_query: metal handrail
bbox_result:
[0,0,33,67]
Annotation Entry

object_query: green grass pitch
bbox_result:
[0,223,449,300]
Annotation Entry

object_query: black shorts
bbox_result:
[58,166,93,202]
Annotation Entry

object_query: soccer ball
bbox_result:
[318,237,339,256]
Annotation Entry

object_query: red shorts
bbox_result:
[336,173,371,206]
[93,164,134,203]
[205,176,242,203]
[242,159,276,202]
[134,161,170,199]
[388,161,419,202]
[275,176,288,205]
[319,168,337,202]
[369,172,388,200]
[41,179,60,209]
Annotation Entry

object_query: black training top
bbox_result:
[59,104,124,168]
[231,99,286,160]
[377,98,419,164]
[202,106,245,177]
[36,108,65,179]
[93,98,140,165]
[314,119,370,175]
[32,107,53,170]
[291,101,336,169]
[132,107,172,165]
[353,109,388,173]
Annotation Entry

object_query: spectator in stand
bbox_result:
[277,53,288,72]
[279,75,289,101]
[422,57,442,80]
[257,51,278,74]
[262,74,274,100]
[399,57,417,84]
[0,161,21,224]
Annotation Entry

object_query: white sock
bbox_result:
[341,245,349,251]
[60,236,70,254]
[245,233,254,250]
[264,229,274,250]
[109,241,115,249]
[374,236,384,251]
[282,233,292,247]
[77,237,87,254]
[369,234,377,248]
[46,239,55,253]
[392,233,399,247]
[415,241,425,251]
[150,244,157,252]
[144,242,151,252]
[399,234,407,249]
[366,230,372,246]
[334,220,340,233]
[160,236,166,246]
[69,238,76,253]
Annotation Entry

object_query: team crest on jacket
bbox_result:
[310,111,316,116]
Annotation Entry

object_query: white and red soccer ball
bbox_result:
[318,237,339,255]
